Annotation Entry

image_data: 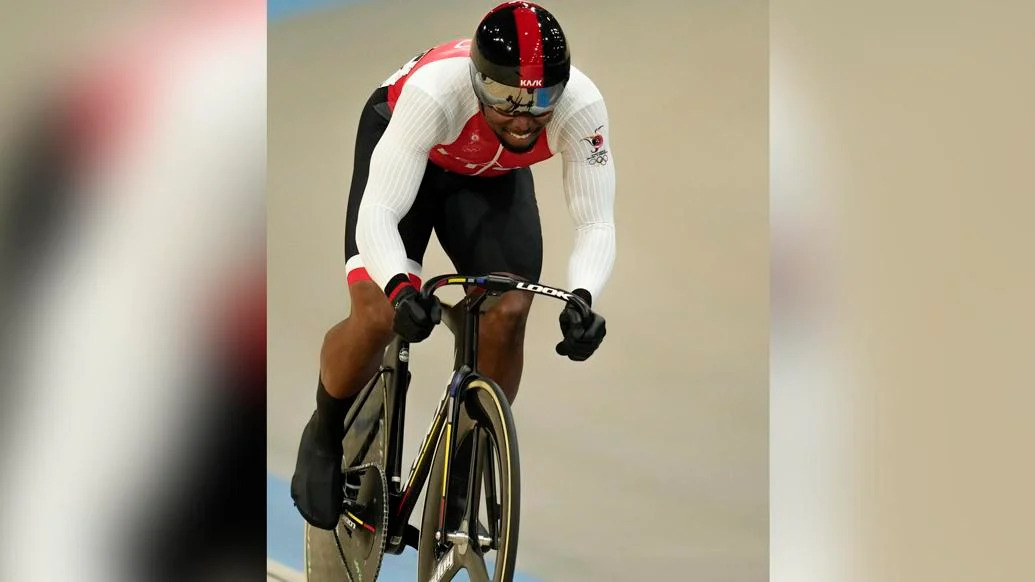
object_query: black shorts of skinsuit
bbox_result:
[343,86,544,287]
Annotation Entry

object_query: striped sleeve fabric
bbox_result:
[555,97,617,303]
[354,83,450,292]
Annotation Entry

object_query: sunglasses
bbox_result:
[471,69,565,117]
[486,103,555,119]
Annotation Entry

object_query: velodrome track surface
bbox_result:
[268,1,769,580]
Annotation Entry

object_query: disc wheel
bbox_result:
[304,376,390,581]
[304,463,388,582]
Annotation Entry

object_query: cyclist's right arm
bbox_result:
[355,82,451,300]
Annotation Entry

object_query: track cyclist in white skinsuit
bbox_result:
[291,1,617,530]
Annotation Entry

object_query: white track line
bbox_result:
[267,558,305,582]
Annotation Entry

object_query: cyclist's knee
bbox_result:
[483,292,532,343]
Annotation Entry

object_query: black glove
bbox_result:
[555,288,606,361]
[387,275,440,343]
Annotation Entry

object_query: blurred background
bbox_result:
[770,1,1035,580]
[268,0,768,581]
[0,0,265,580]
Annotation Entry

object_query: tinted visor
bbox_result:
[470,64,565,116]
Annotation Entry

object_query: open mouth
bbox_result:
[505,129,535,140]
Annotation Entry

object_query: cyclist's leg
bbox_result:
[433,167,543,404]
[476,285,534,404]
[291,87,437,529]
[319,84,439,415]
[319,281,393,401]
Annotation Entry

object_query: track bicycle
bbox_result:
[303,273,592,582]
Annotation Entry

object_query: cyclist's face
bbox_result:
[480,104,553,152]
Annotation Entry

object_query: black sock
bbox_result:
[315,375,356,446]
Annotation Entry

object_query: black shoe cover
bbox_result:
[290,411,344,530]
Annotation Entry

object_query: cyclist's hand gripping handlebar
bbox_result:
[391,284,441,343]
[554,288,605,362]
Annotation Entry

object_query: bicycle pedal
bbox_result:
[341,472,362,500]
[341,492,361,510]
[344,481,361,497]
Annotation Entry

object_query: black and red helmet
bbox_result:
[469,1,571,115]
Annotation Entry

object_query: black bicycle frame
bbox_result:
[354,274,590,555]
[377,288,491,553]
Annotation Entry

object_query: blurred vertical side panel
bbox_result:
[771,1,1035,581]
[0,1,267,580]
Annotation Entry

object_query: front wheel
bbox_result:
[417,378,521,582]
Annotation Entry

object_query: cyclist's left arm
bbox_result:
[555,97,617,306]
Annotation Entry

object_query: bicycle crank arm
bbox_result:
[405,524,421,549]
[387,524,422,554]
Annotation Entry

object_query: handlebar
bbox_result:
[420,273,592,319]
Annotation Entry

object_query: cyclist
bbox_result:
[291,1,616,530]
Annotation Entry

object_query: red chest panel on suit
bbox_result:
[428,114,552,177]
[385,39,555,177]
